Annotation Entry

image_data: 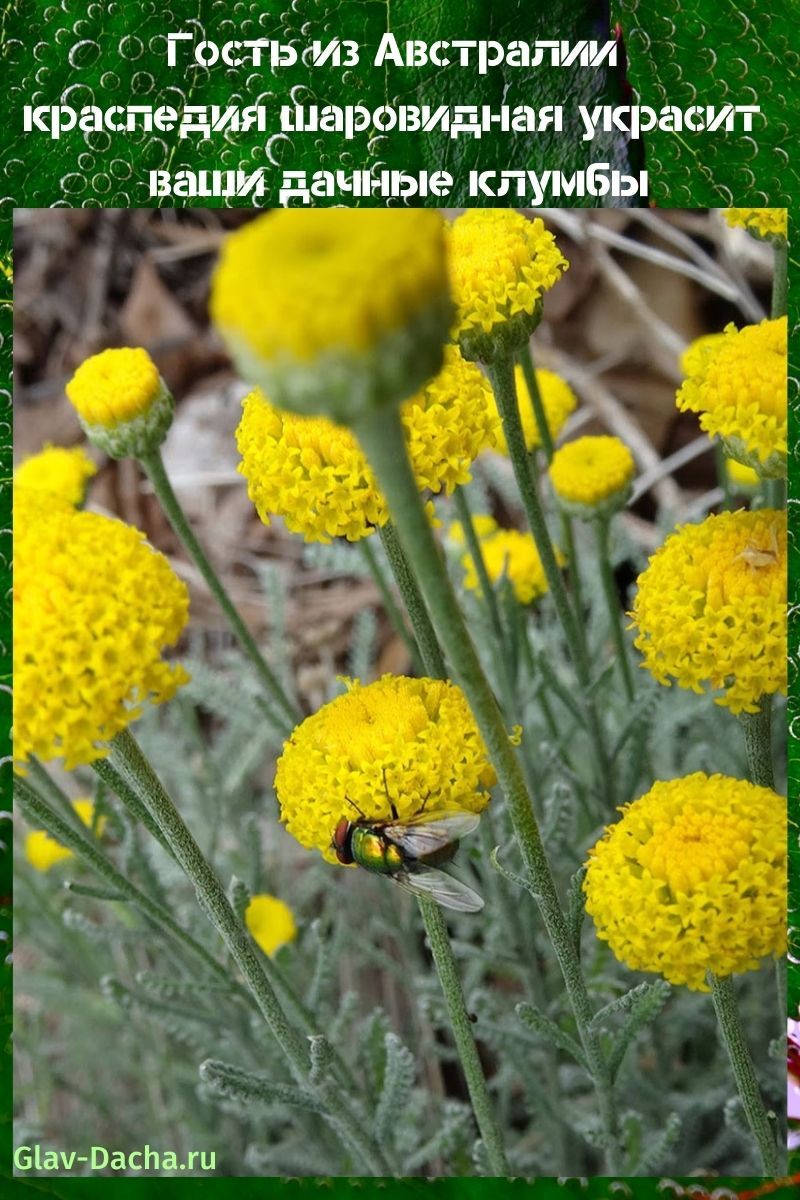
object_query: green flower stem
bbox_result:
[764,477,787,509]
[517,347,555,460]
[379,521,447,679]
[772,238,788,318]
[484,356,613,804]
[358,535,423,673]
[452,487,520,719]
[738,695,776,790]
[93,756,179,862]
[352,403,621,1171]
[139,448,300,729]
[708,972,782,1174]
[594,518,636,702]
[452,487,506,649]
[519,345,585,617]
[418,897,509,1174]
[108,727,392,1176]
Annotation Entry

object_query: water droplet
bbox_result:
[119,34,145,60]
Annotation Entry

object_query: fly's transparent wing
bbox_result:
[392,866,484,913]
[383,811,481,859]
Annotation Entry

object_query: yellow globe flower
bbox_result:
[24,799,105,871]
[211,210,452,422]
[236,346,498,543]
[14,444,97,507]
[724,208,787,241]
[447,210,568,361]
[452,516,553,606]
[245,894,298,957]
[584,772,786,991]
[631,508,786,714]
[676,318,787,477]
[549,435,635,518]
[491,366,577,455]
[66,347,174,459]
[14,488,190,770]
[275,676,495,863]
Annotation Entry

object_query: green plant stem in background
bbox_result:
[737,695,775,790]
[708,972,781,1174]
[15,775,236,987]
[594,518,635,703]
[418,898,509,1175]
[519,345,584,616]
[26,757,89,831]
[108,728,392,1176]
[139,448,300,729]
[764,477,787,509]
[352,403,621,1172]
[358,535,424,673]
[452,487,519,716]
[772,239,788,318]
[379,521,447,679]
[485,355,612,804]
[452,487,505,651]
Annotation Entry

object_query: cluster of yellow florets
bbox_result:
[66,347,175,459]
[236,347,498,542]
[724,208,787,240]
[549,436,635,514]
[676,318,787,475]
[584,772,786,990]
[275,676,495,863]
[245,894,298,957]
[452,516,552,606]
[14,488,190,769]
[67,347,162,426]
[631,508,786,713]
[491,366,577,455]
[14,444,97,507]
[24,799,103,871]
[679,332,727,379]
[447,210,568,348]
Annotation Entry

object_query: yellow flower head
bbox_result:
[237,346,497,543]
[14,443,97,507]
[549,435,635,518]
[679,332,726,379]
[211,210,452,422]
[24,799,104,871]
[724,208,787,241]
[447,210,568,360]
[245,894,298,957]
[14,488,190,770]
[275,676,495,863]
[66,348,174,459]
[676,318,787,477]
[631,508,786,714]
[452,516,553,606]
[584,772,786,991]
[491,366,577,455]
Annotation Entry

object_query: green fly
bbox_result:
[331,796,484,913]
